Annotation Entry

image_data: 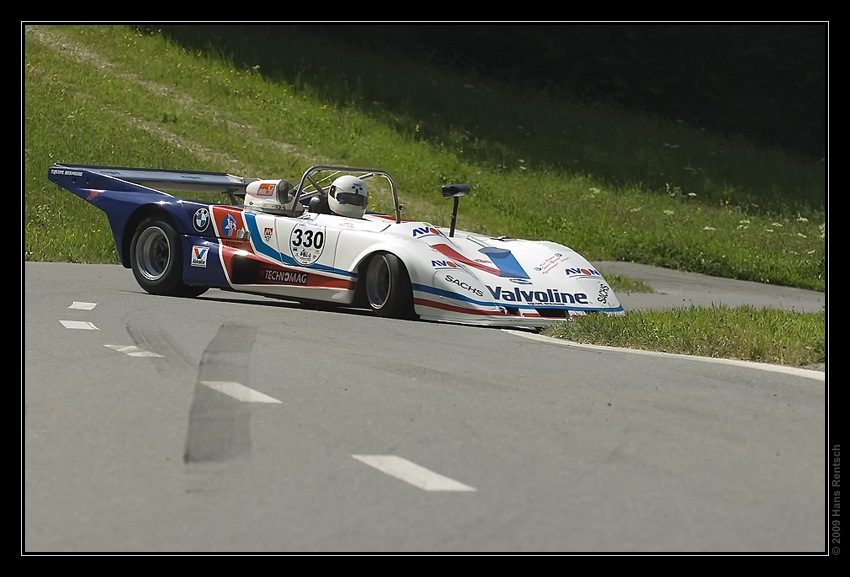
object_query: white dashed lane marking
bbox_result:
[353,455,476,492]
[199,381,282,404]
[62,308,466,493]
[61,301,99,330]
[104,344,164,358]
[59,320,99,330]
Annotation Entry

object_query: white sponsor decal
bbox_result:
[290,222,325,265]
[191,245,209,268]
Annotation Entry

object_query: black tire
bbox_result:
[363,252,416,319]
[129,217,208,297]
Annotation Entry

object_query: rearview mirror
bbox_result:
[442,184,470,198]
[441,184,470,237]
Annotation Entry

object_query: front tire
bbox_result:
[363,252,415,319]
[130,217,208,297]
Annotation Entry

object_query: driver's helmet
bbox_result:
[245,179,296,214]
[328,175,368,218]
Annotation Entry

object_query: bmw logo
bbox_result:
[193,208,210,232]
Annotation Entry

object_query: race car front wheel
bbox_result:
[130,217,208,297]
[364,252,415,319]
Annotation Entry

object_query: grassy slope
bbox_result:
[23,24,826,366]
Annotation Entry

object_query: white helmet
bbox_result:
[245,179,298,214]
[328,175,368,218]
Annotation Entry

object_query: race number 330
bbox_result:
[290,222,325,265]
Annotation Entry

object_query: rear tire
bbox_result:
[363,252,415,319]
[130,217,208,298]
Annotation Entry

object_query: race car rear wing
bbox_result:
[50,164,406,223]
[50,164,256,195]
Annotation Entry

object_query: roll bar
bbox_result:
[289,165,402,223]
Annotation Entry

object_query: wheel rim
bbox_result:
[365,255,391,309]
[135,226,172,281]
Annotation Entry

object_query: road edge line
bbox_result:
[503,330,825,382]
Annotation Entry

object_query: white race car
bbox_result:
[48,164,625,326]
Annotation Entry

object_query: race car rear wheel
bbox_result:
[363,252,415,319]
[130,217,208,297]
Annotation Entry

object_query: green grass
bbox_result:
[23,24,826,367]
[541,305,825,367]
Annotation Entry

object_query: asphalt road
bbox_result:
[596,261,826,314]
[22,262,827,553]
